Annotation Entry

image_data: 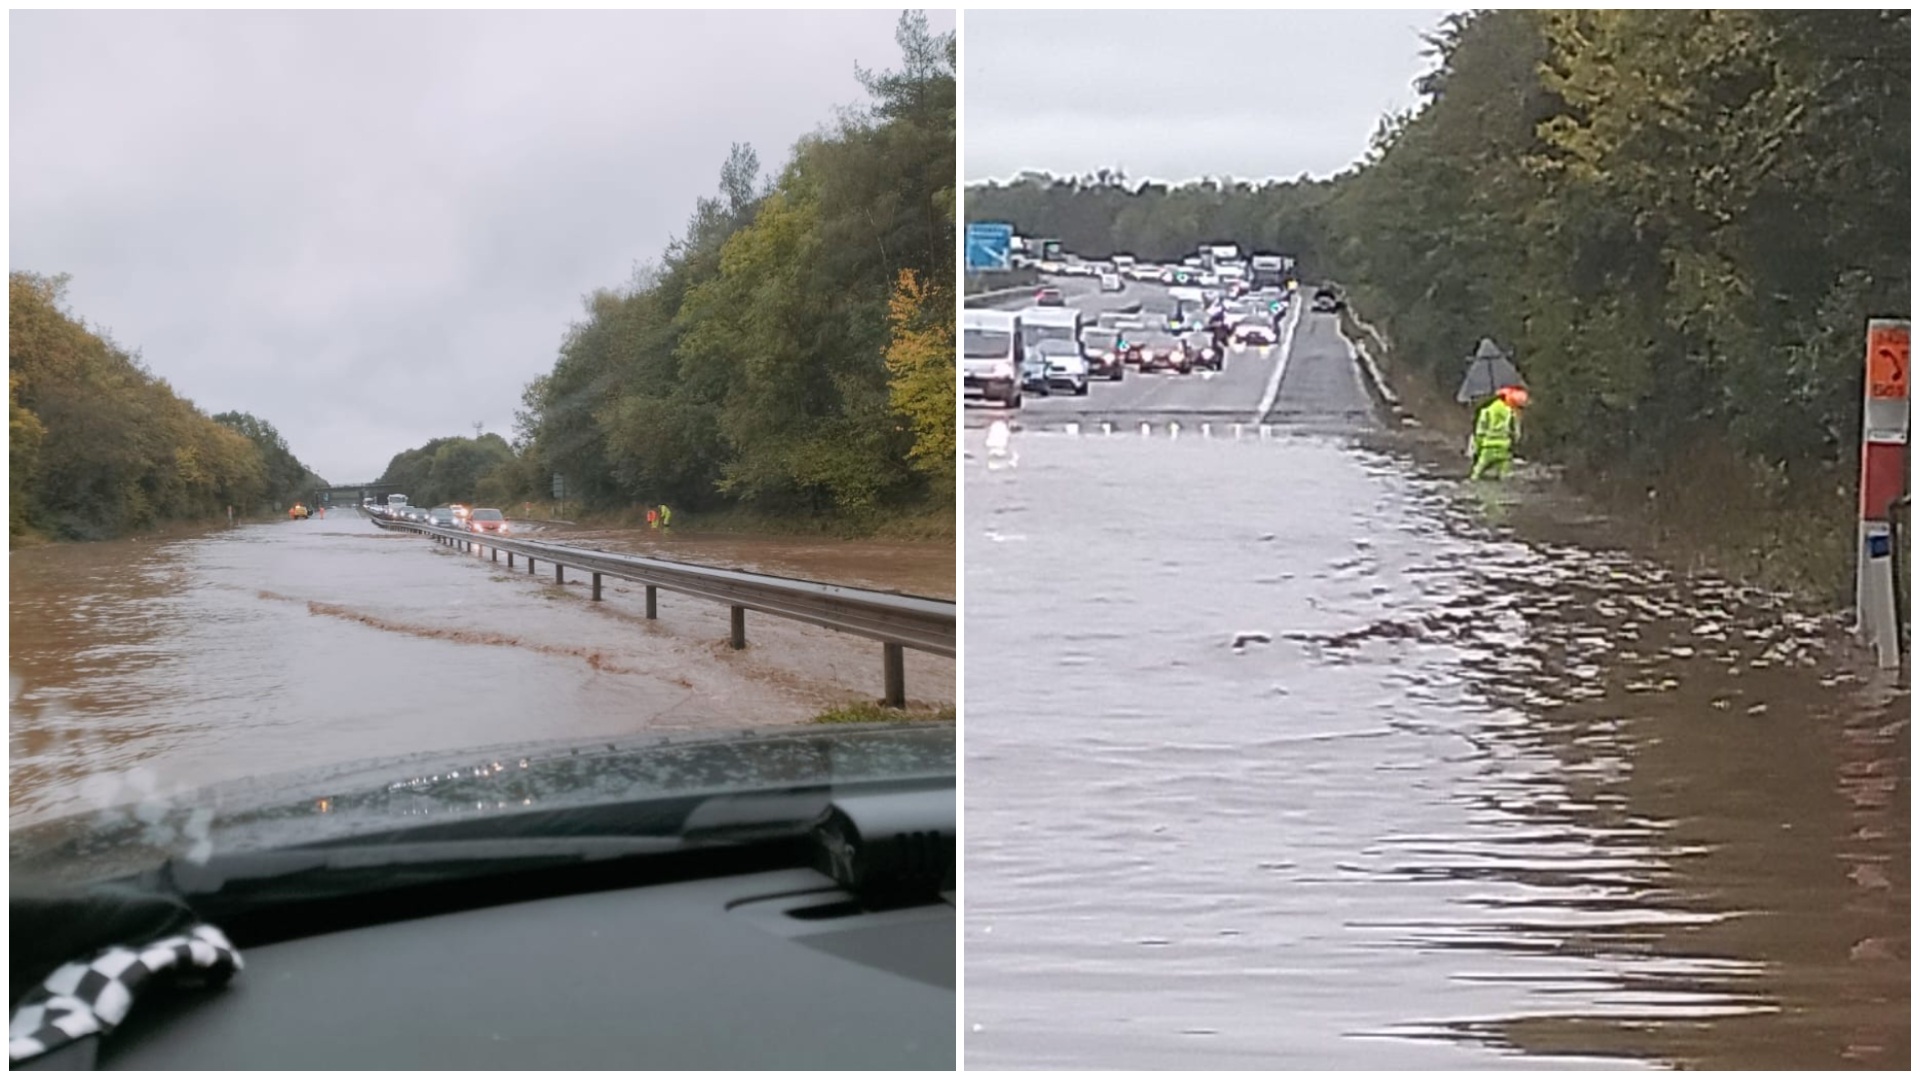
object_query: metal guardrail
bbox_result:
[364,510,954,706]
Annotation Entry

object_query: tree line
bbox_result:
[375,432,517,510]
[969,10,1909,549]
[10,272,326,540]
[393,11,956,527]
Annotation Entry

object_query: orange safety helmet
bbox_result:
[1499,386,1529,408]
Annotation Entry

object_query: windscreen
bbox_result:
[1021,323,1076,348]
[964,329,1013,358]
[11,5,959,863]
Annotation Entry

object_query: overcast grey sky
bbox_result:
[966,9,1453,183]
[12,9,952,482]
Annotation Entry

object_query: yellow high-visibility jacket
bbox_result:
[1473,398,1516,452]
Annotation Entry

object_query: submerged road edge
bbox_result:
[1253,298,1306,422]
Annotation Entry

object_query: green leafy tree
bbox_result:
[965,9,1908,574]
[10,271,300,538]
[502,11,954,524]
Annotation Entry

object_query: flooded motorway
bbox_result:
[10,512,955,829]
[962,307,1909,1068]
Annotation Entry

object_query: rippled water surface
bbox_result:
[963,426,1908,1069]
[11,513,954,829]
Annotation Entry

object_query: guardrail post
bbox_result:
[730,605,746,649]
[555,563,565,585]
[883,643,905,708]
[528,557,537,575]
[591,572,602,601]
[646,586,658,619]
[507,552,515,568]
[492,547,499,563]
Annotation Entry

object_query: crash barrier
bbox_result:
[965,267,1038,296]
[967,281,1053,306]
[367,512,954,707]
[1331,297,1409,423]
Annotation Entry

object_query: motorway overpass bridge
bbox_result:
[316,481,403,505]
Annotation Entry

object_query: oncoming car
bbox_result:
[467,508,509,534]
[1034,286,1065,307]
[962,308,1023,409]
[1138,334,1192,375]
[1078,328,1132,380]
[1099,272,1124,293]
[1184,331,1224,371]
[1034,339,1090,396]
[1232,319,1278,347]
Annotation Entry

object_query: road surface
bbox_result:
[10,514,955,827]
[963,281,1909,1069]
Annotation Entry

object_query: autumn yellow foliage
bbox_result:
[884,269,955,493]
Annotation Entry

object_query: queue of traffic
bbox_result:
[962,265,1303,409]
[361,496,511,534]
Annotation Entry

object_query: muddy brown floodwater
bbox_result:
[10,513,954,829]
[963,307,1908,1070]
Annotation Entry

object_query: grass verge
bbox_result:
[812,702,957,724]
[516,500,955,541]
[1345,307,1863,605]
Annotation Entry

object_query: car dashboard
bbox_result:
[94,867,954,1070]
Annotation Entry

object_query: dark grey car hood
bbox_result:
[10,724,954,887]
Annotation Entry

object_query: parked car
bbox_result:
[1099,272,1124,293]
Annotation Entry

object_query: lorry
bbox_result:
[1201,244,1241,270]
[1250,254,1294,290]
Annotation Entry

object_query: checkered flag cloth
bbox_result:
[9,923,242,1063]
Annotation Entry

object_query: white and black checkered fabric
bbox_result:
[9,923,242,1063]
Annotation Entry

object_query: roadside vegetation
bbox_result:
[386,12,956,536]
[812,701,956,725]
[967,10,1908,599]
[9,272,326,541]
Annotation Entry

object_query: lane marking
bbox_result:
[1252,299,1306,423]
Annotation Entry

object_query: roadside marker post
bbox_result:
[1855,318,1909,669]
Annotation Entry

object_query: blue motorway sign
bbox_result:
[966,222,1014,271]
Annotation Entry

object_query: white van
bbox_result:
[962,308,1022,408]
[1018,306,1082,353]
